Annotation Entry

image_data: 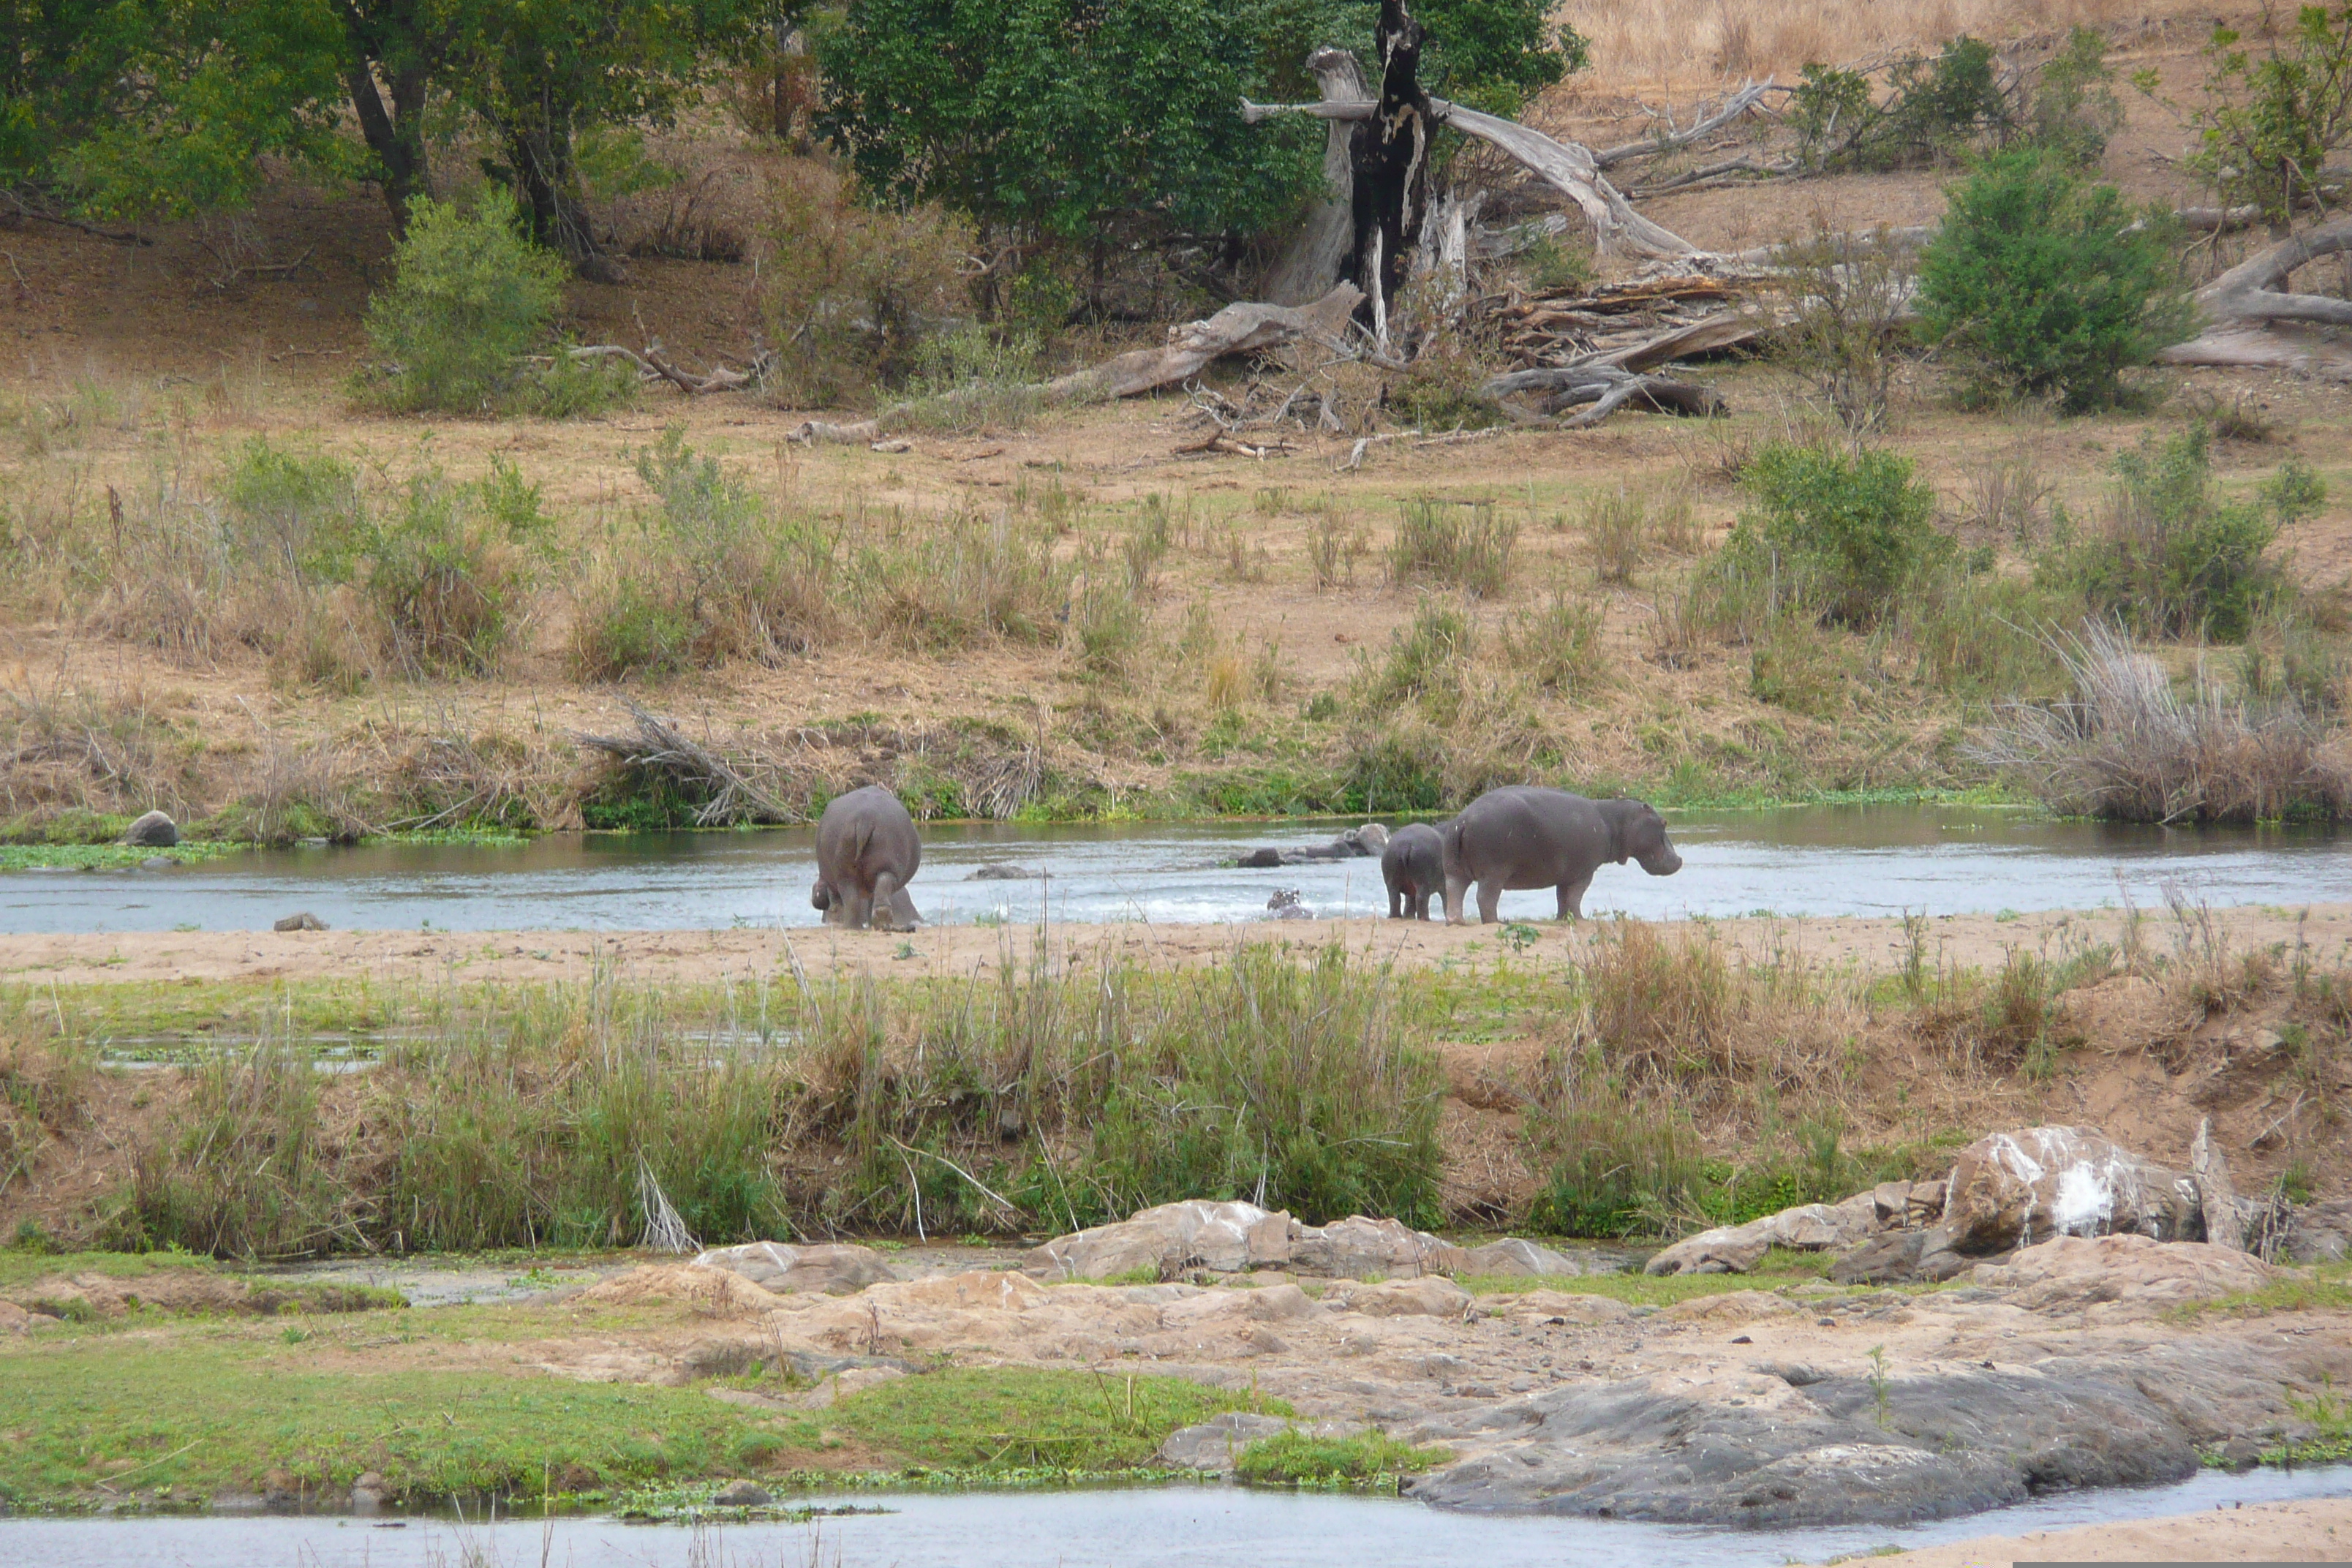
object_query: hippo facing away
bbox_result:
[811,785,922,931]
[1440,786,1681,924]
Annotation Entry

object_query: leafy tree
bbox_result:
[2163,2,2352,228]
[1916,149,2193,412]
[818,0,1576,261]
[4,0,348,219]
[1792,36,2012,170]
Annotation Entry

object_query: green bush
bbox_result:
[363,471,537,677]
[223,440,369,584]
[1360,601,1478,718]
[1387,497,1518,597]
[2045,426,2320,640]
[2030,26,2125,165]
[2177,3,2352,227]
[1737,442,1950,627]
[1793,37,2013,170]
[359,197,570,415]
[1916,150,2192,412]
[1232,1429,1446,1488]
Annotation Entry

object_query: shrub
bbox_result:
[1793,37,2013,170]
[2030,26,2125,165]
[2047,427,2318,640]
[2177,2,2352,227]
[1526,1068,1701,1237]
[1973,619,2351,822]
[892,323,1047,434]
[570,430,836,679]
[1501,592,1605,698]
[363,473,531,678]
[359,197,569,415]
[1917,150,2193,412]
[762,159,971,404]
[222,440,369,583]
[1771,227,1914,435]
[1738,442,1950,627]
[1361,601,1478,716]
[862,507,1067,652]
[1388,497,1518,598]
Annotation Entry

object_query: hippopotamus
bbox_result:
[1439,787,1681,924]
[1235,823,1390,869]
[1381,821,1444,921]
[811,785,923,931]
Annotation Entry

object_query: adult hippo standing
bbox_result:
[1440,786,1681,924]
[811,785,923,931]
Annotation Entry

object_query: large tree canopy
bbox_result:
[817,0,1576,249]
[3,0,769,261]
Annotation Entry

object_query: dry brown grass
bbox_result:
[1554,0,2204,94]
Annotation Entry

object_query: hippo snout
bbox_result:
[1640,847,1684,876]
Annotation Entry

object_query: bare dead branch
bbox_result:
[1591,80,1776,168]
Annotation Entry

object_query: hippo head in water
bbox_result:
[1607,799,1683,877]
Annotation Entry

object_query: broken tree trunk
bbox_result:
[1242,95,1700,262]
[2158,216,2352,380]
[1264,48,1368,306]
[1351,0,1435,348]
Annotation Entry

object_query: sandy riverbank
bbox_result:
[3,902,2348,987]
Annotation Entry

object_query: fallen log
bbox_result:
[1042,283,1365,402]
[1483,364,1727,424]
[573,701,801,826]
[1591,80,1776,168]
[567,342,761,394]
[2158,216,2352,380]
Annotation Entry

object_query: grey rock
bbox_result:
[1831,1230,1925,1286]
[692,1241,896,1295]
[1754,1362,1832,1387]
[274,912,328,932]
[122,810,178,848]
[712,1480,773,1507]
[1645,1194,1877,1277]
[1461,1238,1583,1278]
[1407,1341,2323,1527]
[2218,1436,2264,1472]
[1156,1411,1295,1470]
[350,1471,392,1512]
[2281,1198,2352,1264]
[142,857,175,870]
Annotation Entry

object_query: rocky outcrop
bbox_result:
[1406,1341,2315,1526]
[1460,1238,1585,1277]
[1022,1200,1299,1281]
[122,810,178,848]
[1329,1276,1471,1318]
[1972,1234,2275,1316]
[690,1241,897,1295]
[1157,1411,1371,1470]
[1943,1126,2202,1254]
[1022,1202,1523,1281]
[2282,1198,2352,1264]
[1643,1193,1879,1276]
[1830,1226,1971,1286]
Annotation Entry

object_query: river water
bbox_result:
[4,805,2345,935]
[4,1464,2348,1567]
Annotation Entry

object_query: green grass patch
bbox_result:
[0,1331,811,1509]
[1232,1428,1447,1490]
[825,1368,1287,1471]
[0,1249,222,1291]
[2167,1262,2352,1323]
[0,843,242,871]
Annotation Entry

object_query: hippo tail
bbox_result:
[1438,815,1466,871]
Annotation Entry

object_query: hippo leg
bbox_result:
[1476,880,1502,924]
[871,872,905,932]
[1387,885,1403,919]
[1416,888,1434,920]
[1557,872,1594,921]
[841,885,875,930]
[1443,873,1472,924]
[887,887,921,930]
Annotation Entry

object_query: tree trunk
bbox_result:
[1348,0,1433,345]
[497,121,622,282]
[1264,47,1367,306]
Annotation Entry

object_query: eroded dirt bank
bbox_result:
[1835,1496,2352,1567]
[6,902,2349,987]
